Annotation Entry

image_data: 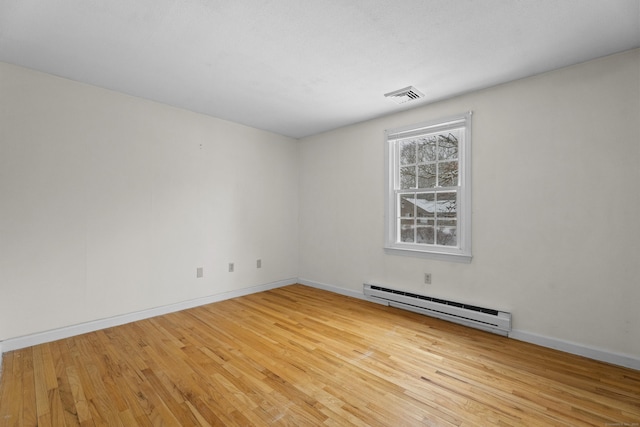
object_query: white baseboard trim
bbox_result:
[297,278,368,301]
[0,278,296,354]
[509,330,640,371]
[299,278,640,371]
[2,278,638,373]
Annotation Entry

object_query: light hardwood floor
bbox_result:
[1,284,639,426]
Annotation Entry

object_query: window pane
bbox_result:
[415,193,435,218]
[400,166,416,189]
[400,219,415,242]
[417,136,437,162]
[399,194,415,217]
[418,164,436,188]
[438,160,458,187]
[416,218,434,244]
[438,132,459,160]
[436,192,457,218]
[399,141,416,165]
[437,220,457,246]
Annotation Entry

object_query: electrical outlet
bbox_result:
[257,259,262,268]
[196,267,203,278]
[424,273,432,284]
[228,263,234,272]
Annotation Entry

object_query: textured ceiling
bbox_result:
[1,0,639,138]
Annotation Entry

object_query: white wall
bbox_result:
[0,62,299,341]
[2,50,638,365]
[299,49,640,359]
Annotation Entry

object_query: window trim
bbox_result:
[384,112,472,263]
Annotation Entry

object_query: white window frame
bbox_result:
[384,112,472,263]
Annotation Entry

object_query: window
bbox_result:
[384,112,472,262]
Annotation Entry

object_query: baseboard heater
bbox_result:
[363,283,511,336]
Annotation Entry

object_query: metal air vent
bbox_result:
[384,86,425,104]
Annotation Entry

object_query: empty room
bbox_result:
[1,0,639,425]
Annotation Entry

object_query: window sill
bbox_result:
[383,246,472,263]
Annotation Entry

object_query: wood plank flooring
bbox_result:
[1,284,639,426]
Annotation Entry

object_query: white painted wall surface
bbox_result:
[0,62,299,341]
[1,50,638,363]
[298,49,640,358]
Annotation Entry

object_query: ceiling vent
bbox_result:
[384,86,425,104]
